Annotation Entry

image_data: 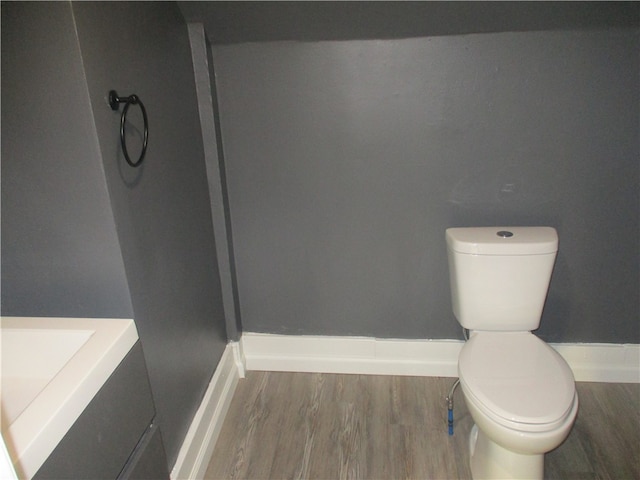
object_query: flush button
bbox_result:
[497,230,514,238]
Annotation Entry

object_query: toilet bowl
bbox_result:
[458,331,578,479]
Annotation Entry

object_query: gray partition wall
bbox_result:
[1,2,228,469]
[1,1,133,319]
[188,23,243,342]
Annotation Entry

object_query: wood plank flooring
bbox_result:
[205,372,640,480]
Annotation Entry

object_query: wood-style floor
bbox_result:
[205,372,640,480]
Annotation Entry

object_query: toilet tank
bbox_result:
[446,227,558,331]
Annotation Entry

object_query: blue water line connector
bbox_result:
[448,406,454,435]
[446,378,460,436]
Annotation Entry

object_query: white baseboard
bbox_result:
[552,343,640,383]
[241,333,640,383]
[170,342,242,480]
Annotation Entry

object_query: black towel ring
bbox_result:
[109,90,148,167]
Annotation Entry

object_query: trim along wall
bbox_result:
[240,333,640,384]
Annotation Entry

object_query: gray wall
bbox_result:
[71,2,227,467]
[180,2,639,44]
[1,1,133,318]
[1,1,228,469]
[188,23,243,341]
[212,28,639,343]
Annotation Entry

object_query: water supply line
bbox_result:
[445,326,468,436]
[446,378,460,436]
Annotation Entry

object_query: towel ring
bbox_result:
[109,90,148,167]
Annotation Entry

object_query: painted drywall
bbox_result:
[188,23,243,341]
[212,28,639,343]
[1,2,133,318]
[1,1,228,470]
[70,2,228,467]
[179,1,638,44]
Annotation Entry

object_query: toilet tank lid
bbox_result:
[446,226,558,255]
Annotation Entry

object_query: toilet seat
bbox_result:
[458,331,576,433]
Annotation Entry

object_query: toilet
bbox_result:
[446,226,578,480]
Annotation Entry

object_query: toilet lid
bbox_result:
[458,332,575,427]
